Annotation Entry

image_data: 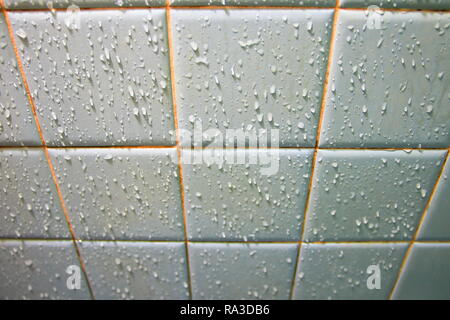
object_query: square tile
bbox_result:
[189,242,298,299]
[0,240,90,299]
[0,16,41,146]
[172,9,334,147]
[182,149,313,241]
[417,153,450,240]
[9,9,175,147]
[320,11,450,148]
[304,150,447,242]
[0,149,70,238]
[49,148,184,240]
[170,0,336,6]
[80,241,189,299]
[392,243,450,299]
[292,243,407,300]
[340,0,450,10]
[5,0,166,9]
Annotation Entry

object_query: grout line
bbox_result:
[1,145,448,151]
[0,0,95,300]
[165,1,193,300]
[289,0,341,301]
[4,6,450,13]
[2,238,450,245]
[388,149,450,300]
[4,238,448,244]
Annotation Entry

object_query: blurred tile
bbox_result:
[170,0,336,6]
[182,149,313,241]
[0,149,70,238]
[392,243,450,299]
[293,243,407,299]
[418,154,450,240]
[0,16,41,146]
[49,148,184,240]
[189,242,298,299]
[80,241,189,299]
[4,0,166,9]
[340,0,450,10]
[172,9,334,147]
[304,150,447,242]
[0,240,90,299]
[9,9,175,146]
[320,11,450,148]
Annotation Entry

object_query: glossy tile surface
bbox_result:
[1,2,449,301]
[417,157,450,240]
[0,149,70,238]
[320,11,450,148]
[9,9,175,146]
[293,243,407,300]
[0,240,90,299]
[50,148,184,240]
[80,241,189,299]
[189,242,298,299]
[0,16,41,146]
[172,9,334,147]
[392,243,450,299]
[304,150,447,241]
[182,149,313,241]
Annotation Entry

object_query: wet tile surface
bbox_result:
[0,240,90,299]
[189,242,298,300]
[1,3,449,301]
[80,241,189,299]
[304,150,447,241]
[0,16,41,146]
[293,243,407,300]
[0,149,70,239]
[49,148,184,240]
[172,9,334,147]
[9,9,175,146]
[182,149,313,241]
[320,11,450,148]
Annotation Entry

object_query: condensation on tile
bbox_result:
[0,16,41,146]
[304,150,447,242]
[172,9,334,147]
[0,149,70,239]
[292,243,407,300]
[189,242,298,300]
[0,240,90,299]
[392,243,450,299]
[49,148,184,240]
[170,0,336,6]
[9,9,175,146]
[182,148,313,241]
[320,11,450,148]
[340,0,450,10]
[417,153,450,240]
[4,0,166,9]
[80,241,189,299]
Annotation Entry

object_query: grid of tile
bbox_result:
[0,0,449,300]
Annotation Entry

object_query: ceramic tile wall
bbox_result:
[0,0,449,300]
